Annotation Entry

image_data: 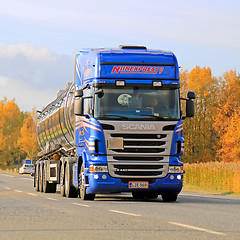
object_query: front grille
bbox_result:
[124,140,165,146]
[110,133,167,154]
[113,156,164,161]
[108,162,169,178]
[113,148,165,153]
[111,133,167,139]
[99,120,175,179]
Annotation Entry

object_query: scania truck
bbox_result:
[34,45,195,202]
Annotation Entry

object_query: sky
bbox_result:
[0,0,239,111]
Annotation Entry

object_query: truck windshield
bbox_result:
[94,87,180,121]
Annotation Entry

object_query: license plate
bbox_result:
[128,181,149,189]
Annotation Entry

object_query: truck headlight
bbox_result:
[168,166,183,174]
[89,165,108,173]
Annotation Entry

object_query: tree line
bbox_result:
[181,67,240,163]
[0,98,39,169]
[0,66,239,168]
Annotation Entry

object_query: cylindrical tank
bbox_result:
[36,83,75,152]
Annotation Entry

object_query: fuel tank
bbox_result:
[36,83,75,152]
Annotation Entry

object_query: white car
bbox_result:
[19,164,35,175]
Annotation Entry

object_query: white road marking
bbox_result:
[109,210,141,217]
[72,203,90,207]
[180,193,215,198]
[27,193,37,196]
[169,222,225,236]
[23,178,33,181]
[14,190,23,193]
[46,197,58,201]
[4,187,11,190]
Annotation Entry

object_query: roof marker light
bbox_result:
[153,81,162,87]
[115,80,125,86]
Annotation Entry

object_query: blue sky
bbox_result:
[0,0,239,111]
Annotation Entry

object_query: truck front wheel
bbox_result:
[132,192,158,199]
[161,193,178,202]
[79,164,95,201]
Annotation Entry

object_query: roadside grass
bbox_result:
[184,162,240,197]
[0,168,18,174]
[183,184,240,197]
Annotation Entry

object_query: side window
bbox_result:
[83,88,92,115]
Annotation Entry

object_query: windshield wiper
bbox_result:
[137,114,166,120]
[99,114,129,120]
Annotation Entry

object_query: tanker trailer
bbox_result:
[34,82,80,197]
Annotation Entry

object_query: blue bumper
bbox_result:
[86,173,183,195]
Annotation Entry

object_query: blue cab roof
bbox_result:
[75,46,179,88]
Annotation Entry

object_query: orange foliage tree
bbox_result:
[213,70,240,162]
[180,66,219,163]
[0,98,26,168]
[17,109,40,161]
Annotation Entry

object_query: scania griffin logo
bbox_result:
[122,124,155,130]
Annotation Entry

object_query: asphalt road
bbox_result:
[0,172,240,240]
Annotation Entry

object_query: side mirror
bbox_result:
[74,97,83,116]
[94,89,104,98]
[186,99,194,118]
[187,91,196,100]
[181,91,195,119]
[75,89,83,98]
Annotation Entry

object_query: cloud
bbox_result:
[0,43,57,61]
[0,76,56,111]
[0,43,74,111]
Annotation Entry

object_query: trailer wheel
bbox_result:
[65,163,78,198]
[35,164,39,192]
[42,165,48,193]
[161,193,178,202]
[39,165,43,192]
[60,164,65,197]
[43,165,57,193]
[79,164,95,201]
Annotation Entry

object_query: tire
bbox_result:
[79,164,95,201]
[60,164,65,197]
[132,192,158,200]
[65,163,78,198]
[43,165,48,193]
[35,164,40,192]
[39,165,43,192]
[42,165,56,193]
[161,193,178,202]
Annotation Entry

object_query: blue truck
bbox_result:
[34,45,195,202]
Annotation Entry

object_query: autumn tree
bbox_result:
[180,66,219,163]
[213,70,240,162]
[0,98,25,168]
[17,109,40,161]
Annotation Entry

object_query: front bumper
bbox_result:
[86,173,183,195]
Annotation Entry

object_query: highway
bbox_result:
[0,172,240,240]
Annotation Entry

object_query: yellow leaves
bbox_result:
[218,110,240,162]
[0,98,23,167]
[213,70,240,162]
[180,66,240,163]
[186,66,218,98]
[17,112,40,160]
